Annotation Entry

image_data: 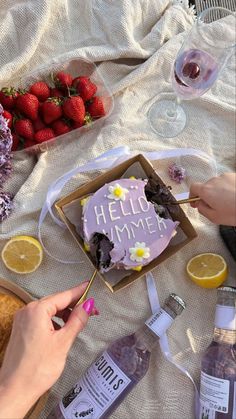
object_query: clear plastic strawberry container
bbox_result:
[3,56,114,154]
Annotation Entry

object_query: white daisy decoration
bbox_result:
[107,183,129,201]
[129,242,150,262]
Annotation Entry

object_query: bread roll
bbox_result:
[0,293,25,366]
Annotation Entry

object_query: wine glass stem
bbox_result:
[166,97,181,119]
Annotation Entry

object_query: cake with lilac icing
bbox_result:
[81,178,179,272]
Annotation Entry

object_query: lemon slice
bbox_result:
[1,236,43,274]
[186,253,228,288]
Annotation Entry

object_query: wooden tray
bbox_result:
[0,277,48,418]
[0,277,34,303]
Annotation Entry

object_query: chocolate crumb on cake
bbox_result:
[89,232,114,271]
[144,176,178,219]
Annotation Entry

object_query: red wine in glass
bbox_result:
[172,49,219,100]
[148,7,235,138]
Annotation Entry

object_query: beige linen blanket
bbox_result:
[0,1,235,418]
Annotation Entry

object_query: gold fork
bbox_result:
[76,269,97,306]
[163,196,200,205]
[174,196,200,205]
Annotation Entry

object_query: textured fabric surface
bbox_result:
[195,0,236,16]
[0,1,235,418]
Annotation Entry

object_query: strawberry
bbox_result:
[0,87,18,110]
[42,97,62,124]
[14,119,34,140]
[54,72,73,89]
[11,133,20,151]
[87,96,105,118]
[52,119,71,136]
[72,76,97,101]
[38,102,44,117]
[72,120,83,129]
[29,81,50,102]
[24,139,37,149]
[16,93,39,121]
[35,128,55,143]
[62,96,85,124]
[33,116,46,132]
[72,113,92,129]
[2,110,13,128]
[50,87,63,98]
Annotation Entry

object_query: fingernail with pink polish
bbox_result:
[82,298,94,315]
[94,308,100,316]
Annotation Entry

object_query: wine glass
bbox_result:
[148,7,236,138]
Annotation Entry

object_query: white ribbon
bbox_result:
[146,271,200,419]
[38,145,216,263]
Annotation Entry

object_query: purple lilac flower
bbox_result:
[0,160,12,187]
[168,163,186,184]
[0,104,14,222]
[0,152,11,167]
[0,192,13,222]
[0,104,13,158]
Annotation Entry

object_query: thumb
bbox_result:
[59,298,94,350]
[189,182,203,198]
[189,182,203,208]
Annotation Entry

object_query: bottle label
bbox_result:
[214,305,236,330]
[59,351,131,419]
[233,382,236,419]
[199,371,230,416]
[145,308,173,337]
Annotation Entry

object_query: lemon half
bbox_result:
[186,253,228,289]
[1,236,43,274]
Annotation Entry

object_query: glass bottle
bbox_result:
[47,293,186,419]
[199,286,236,419]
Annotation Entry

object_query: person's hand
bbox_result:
[190,173,236,226]
[0,282,99,419]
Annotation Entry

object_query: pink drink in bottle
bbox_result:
[47,293,186,419]
[199,286,236,419]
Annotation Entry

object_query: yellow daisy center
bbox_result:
[114,187,122,197]
[136,248,145,257]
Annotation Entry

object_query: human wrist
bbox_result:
[0,374,39,418]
